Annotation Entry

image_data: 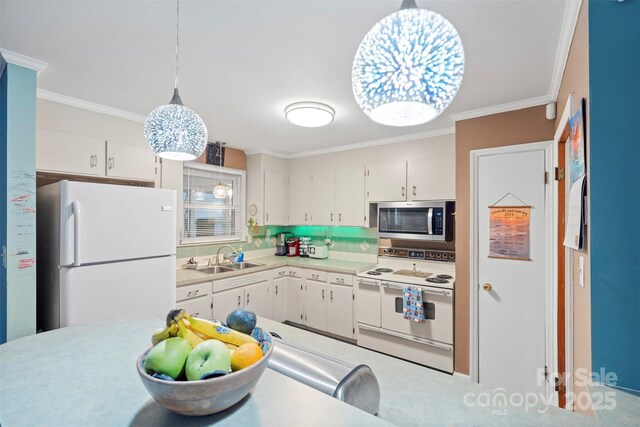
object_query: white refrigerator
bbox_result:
[37,180,177,331]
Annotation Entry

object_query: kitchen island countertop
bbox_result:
[0,313,390,427]
[176,255,376,287]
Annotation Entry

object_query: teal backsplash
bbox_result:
[176,226,379,258]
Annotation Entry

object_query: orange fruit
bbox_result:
[230,342,263,372]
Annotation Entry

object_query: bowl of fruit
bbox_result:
[137,308,274,416]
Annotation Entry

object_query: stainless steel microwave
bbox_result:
[377,201,455,241]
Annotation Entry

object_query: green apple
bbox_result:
[144,337,192,379]
[185,339,231,381]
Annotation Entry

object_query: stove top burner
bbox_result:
[375,268,394,273]
[426,277,449,284]
[437,274,453,280]
[367,271,382,276]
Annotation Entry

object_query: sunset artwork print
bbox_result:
[489,207,531,260]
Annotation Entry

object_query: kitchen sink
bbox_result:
[197,266,235,274]
[226,262,264,270]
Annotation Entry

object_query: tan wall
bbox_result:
[555,0,591,413]
[454,105,555,374]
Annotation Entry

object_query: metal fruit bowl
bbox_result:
[137,328,274,416]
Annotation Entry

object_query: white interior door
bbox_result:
[475,146,548,396]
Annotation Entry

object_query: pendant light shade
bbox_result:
[352,0,464,127]
[145,0,208,160]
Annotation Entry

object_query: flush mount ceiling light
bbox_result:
[144,0,208,161]
[285,102,335,128]
[352,0,465,127]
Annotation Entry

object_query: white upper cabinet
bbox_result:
[407,156,456,201]
[288,173,310,225]
[335,166,365,227]
[365,161,407,202]
[105,140,157,181]
[36,128,105,176]
[36,128,157,182]
[310,169,335,226]
[264,170,287,225]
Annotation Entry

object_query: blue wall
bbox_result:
[589,0,640,392]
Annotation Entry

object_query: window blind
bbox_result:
[182,164,243,243]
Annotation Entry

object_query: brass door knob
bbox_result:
[482,283,492,292]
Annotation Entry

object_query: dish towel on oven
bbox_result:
[403,286,425,323]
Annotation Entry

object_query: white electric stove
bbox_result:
[355,247,456,373]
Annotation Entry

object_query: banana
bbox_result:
[177,318,204,348]
[151,323,178,346]
[185,314,258,347]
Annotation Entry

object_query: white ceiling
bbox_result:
[0,0,570,155]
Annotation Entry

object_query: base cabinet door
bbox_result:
[305,280,327,331]
[286,276,305,324]
[245,280,273,319]
[212,288,244,322]
[176,295,212,320]
[327,284,354,339]
[273,277,288,322]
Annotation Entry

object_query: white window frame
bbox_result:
[179,162,246,245]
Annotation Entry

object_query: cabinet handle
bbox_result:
[412,185,417,196]
[330,290,333,302]
[305,213,308,222]
[187,290,199,297]
[275,285,278,295]
[337,278,344,284]
[90,155,97,167]
[246,293,250,305]
[331,213,333,222]
[401,186,405,197]
[266,213,269,222]
[193,312,200,317]
[108,157,115,169]
[322,289,325,300]
[339,213,342,222]
[237,295,241,307]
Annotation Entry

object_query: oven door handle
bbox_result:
[357,324,453,352]
[358,279,380,287]
[381,281,452,297]
[427,208,433,235]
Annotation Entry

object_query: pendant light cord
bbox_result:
[174,0,180,90]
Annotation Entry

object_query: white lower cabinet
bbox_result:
[286,275,305,324]
[327,284,354,339]
[272,275,288,322]
[244,280,273,319]
[212,287,244,322]
[305,279,327,331]
[176,281,213,320]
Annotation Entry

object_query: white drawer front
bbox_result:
[176,282,211,301]
[287,267,303,278]
[328,273,353,286]
[272,268,288,279]
[214,271,270,293]
[176,295,212,320]
[305,269,327,282]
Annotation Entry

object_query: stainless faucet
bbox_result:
[213,245,237,265]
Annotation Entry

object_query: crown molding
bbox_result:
[449,95,552,122]
[549,0,582,101]
[246,127,455,159]
[287,127,455,159]
[37,89,147,123]
[0,48,48,74]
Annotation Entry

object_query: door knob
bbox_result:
[482,283,492,292]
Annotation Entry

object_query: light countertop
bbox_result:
[0,313,391,427]
[177,255,376,287]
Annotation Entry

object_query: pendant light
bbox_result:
[144,0,208,161]
[213,141,230,199]
[352,0,465,127]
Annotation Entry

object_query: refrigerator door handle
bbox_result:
[72,201,82,267]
